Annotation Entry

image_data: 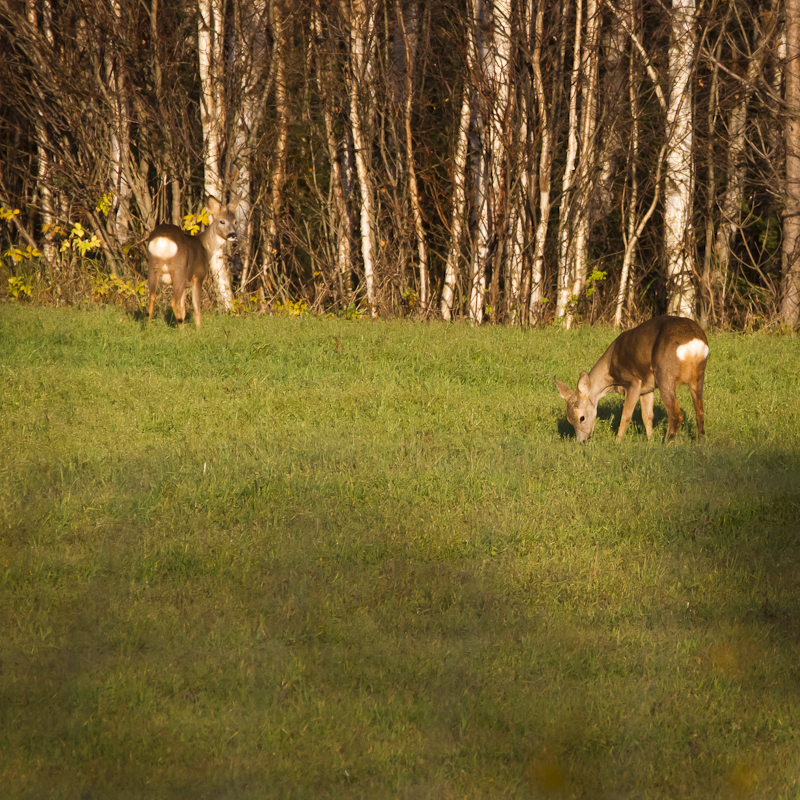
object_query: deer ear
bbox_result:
[206,196,222,215]
[554,376,573,400]
[227,194,242,212]
[577,371,591,395]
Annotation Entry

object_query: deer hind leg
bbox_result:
[147,266,158,323]
[688,364,706,439]
[658,380,683,443]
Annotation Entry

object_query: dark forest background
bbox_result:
[1,0,799,329]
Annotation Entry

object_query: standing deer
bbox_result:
[554,315,708,443]
[146,196,239,328]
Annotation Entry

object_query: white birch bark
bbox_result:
[468,0,488,323]
[506,0,534,325]
[441,75,472,320]
[615,32,641,328]
[198,0,234,311]
[487,0,512,322]
[25,0,57,266]
[556,0,583,321]
[782,0,800,326]
[569,0,600,310]
[528,0,552,322]
[468,0,512,324]
[349,0,378,315]
[664,0,697,317]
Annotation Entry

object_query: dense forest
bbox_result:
[1,0,799,329]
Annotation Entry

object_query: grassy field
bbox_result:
[1,304,799,799]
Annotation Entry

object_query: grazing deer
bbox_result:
[146,196,239,328]
[554,315,708,443]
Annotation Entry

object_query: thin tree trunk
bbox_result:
[616,145,667,326]
[702,30,723,326]
[664,0,697,317]
[198,0,234,311]
[232,0,270,295]
[468,0,488,323]
[615,24,642,329]
[714,1,777,322]
[312,1,351,303]
[569,0,600,313]
[105,0,132,245]
[262,0,289,301]
[349,0,378,315]
[528,0,551,323]
[783,0,800,326]
[25,0,57,266]
[468,0,512,324]
[556,0,583,322]
[441,75,472,320]
[397,3,428,310]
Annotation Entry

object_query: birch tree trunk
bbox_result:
[615,22,641,329]
[198,0,234,311]
[349,0,378,315]
[664,0,697,318]
[25,0,57,267]
[441,74,472,320]
[468,0,512,324]
[782,0,800,327]
[505,0,533,325]
[528,0,552,323]
[556,0,583,322]
[489,0,515,323]
[467,0,488,323]
[569,0,600,310]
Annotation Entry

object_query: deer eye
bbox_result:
[579,416,585,423]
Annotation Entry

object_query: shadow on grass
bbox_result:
[3,441,799,799]
[556,393,672,440]
[136,302,197,328]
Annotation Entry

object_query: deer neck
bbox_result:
[586,351,618,403]
[199,227,225,257]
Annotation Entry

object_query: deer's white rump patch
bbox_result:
[676,338,709,361]
[148,237,179,260]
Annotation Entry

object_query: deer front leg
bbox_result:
[616,379,642,442]
[191,276,203,328]
[170,287,187,329]
[640,391,655,439]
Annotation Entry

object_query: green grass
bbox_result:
[1,304,799,799]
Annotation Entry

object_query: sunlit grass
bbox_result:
[1,305,799,798]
